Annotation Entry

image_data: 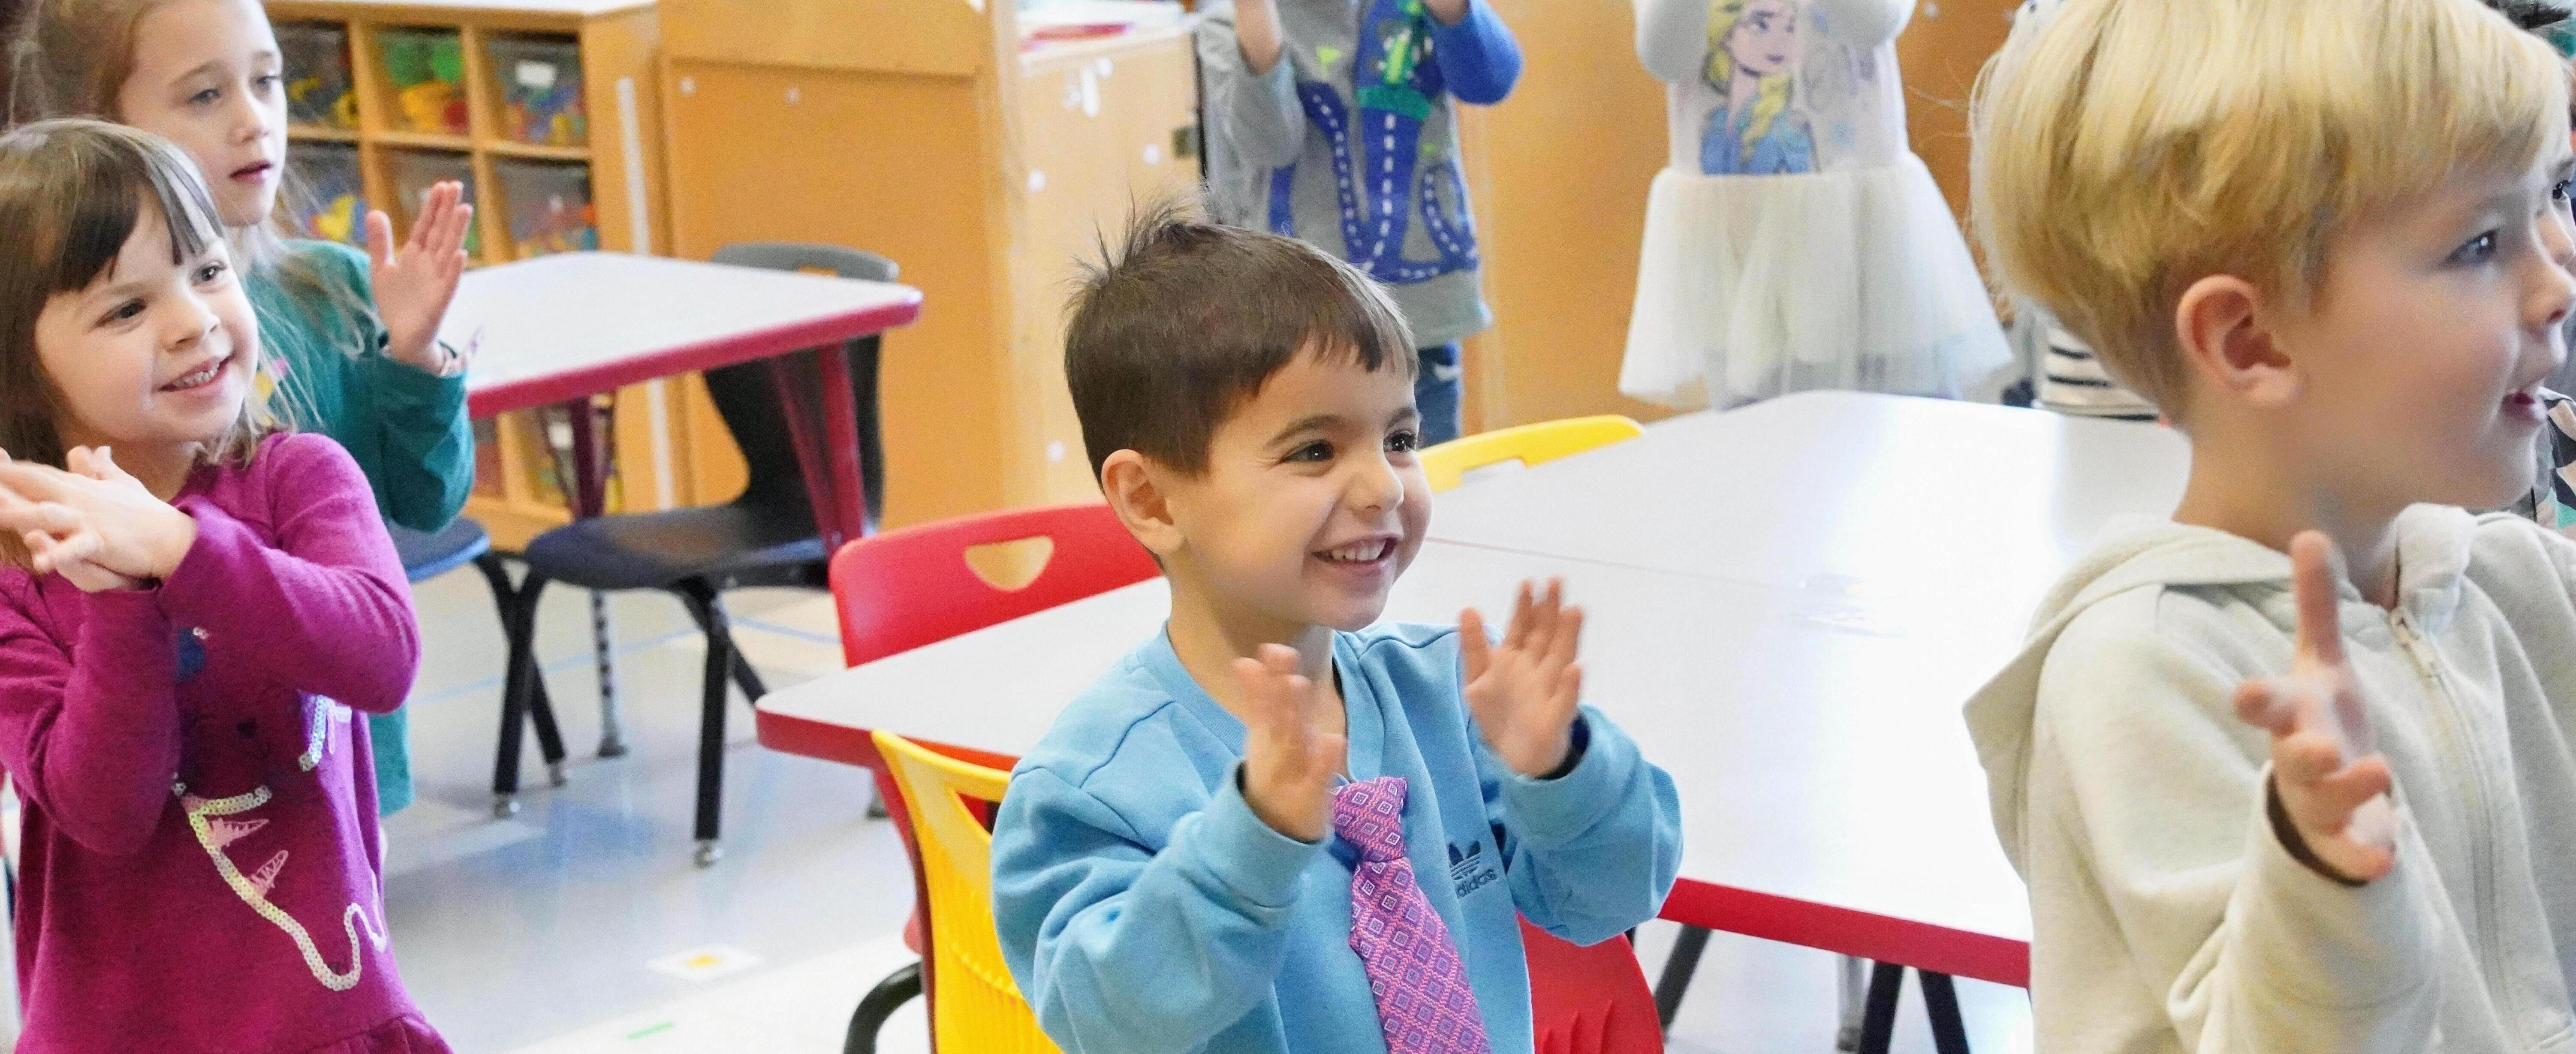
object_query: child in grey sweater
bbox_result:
[1196,0,1521,445]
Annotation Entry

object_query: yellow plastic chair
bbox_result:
[871,730,1065,1054]
[1419,415,1646,492]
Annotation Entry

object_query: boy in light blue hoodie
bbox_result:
[990,205,1682,1054]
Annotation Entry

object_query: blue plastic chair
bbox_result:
[386,518,567,794]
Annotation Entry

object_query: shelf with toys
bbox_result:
[267,0,735,549]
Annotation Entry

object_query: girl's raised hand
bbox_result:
[1460,578,1586,778]
[2233,531,2398,883]
[367,181,473,376]
[0,448,195,585]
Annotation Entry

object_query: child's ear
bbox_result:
[1100,449,1183,560]
[2175,274,2300,409]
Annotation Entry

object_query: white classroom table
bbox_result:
[445,252,920,765]
[1428,391,2192,607]
[759,393,2195,990]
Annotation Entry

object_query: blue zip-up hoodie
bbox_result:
[992,622,1682,1054]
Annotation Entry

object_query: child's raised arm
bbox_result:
[1461,581,1682,945]
[1633,0,1712,84]
[2024,539,2441,1051]
[0,438,420,714]
[1422,0,1521,106]
[0,579,184,856]
[157,437,419,715]
[1196,3,1307,175]
[992,649,1343,1053]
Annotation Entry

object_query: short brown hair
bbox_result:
[1065,201,1415,480]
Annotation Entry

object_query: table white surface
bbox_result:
[1428,391,2191,606]
[759,541,2034,980]
[759,392,2198,986]
[446,253,922,418]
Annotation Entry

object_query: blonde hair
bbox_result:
[6,0,369,411]
[1971,0,2571,419]
[1705,0,1795,152]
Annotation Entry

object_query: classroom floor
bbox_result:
[374,563,2038,1053]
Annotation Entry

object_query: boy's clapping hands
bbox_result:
[1235,644,1345,843]
[1461,579,1585,778]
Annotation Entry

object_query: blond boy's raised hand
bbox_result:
[2233,531,2398,883]
[1461,579,1586,778]
[1234,644,1345,843]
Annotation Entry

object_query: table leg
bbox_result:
[815,341,868,551]
[768,346,868,554]
[560,398,627,759]
[768,355,838,547]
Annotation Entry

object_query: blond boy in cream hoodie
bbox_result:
[1965,0,2576,1050]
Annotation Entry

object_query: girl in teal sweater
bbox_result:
[11,0,481,813]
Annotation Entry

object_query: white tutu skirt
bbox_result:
[1620,154,2012,409]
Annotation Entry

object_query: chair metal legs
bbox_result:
[1857,962,1973,1054]
[482,556,566,818]
[1838,954,1868,1051]
[675,580,761,867]
[1654,925,1711,1029]
[485,567,764,867]
[842,961,922,1054]
[1654,927,1971,1053]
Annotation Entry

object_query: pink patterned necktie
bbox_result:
[1331,775,1493,1054]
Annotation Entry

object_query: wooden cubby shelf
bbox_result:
[271,0,739,550]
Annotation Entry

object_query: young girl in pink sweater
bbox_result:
[0,119,441,1052]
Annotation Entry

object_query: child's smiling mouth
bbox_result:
[1317,537,1397,565]
[160,350,235,393]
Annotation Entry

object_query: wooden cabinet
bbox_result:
[269,0,730,548]
[657,0,1199,527]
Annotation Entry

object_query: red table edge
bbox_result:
[754,707,2033,991]
[465,293,924,419]
[1657,880,2030,989]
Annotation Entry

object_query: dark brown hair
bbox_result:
[2490,0,2573,30]
[5,0,372,409]
[1064,200,1416,481]
[0,118,271,472]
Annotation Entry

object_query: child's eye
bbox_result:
[2450,231,2501,265]
[1386,429,1421,454]
[2552,178,2574,206]
[188,87,220,106]
[98,300,146,327]
[193,261,229,285]
[1284,440,1335,464]
[251,74,281,95]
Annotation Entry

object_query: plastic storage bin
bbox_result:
[378,27,468,135]
[389,149,482,258]
[487,35,587,146]
[496,160,598,259]
[286,142,366,246]
[277,22,357,129]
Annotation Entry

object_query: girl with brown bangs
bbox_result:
[0,119,440,1053]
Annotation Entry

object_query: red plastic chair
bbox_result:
[829,503,1159,1053]
[829,502,1160,667]
[1524,918,1666,1054]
